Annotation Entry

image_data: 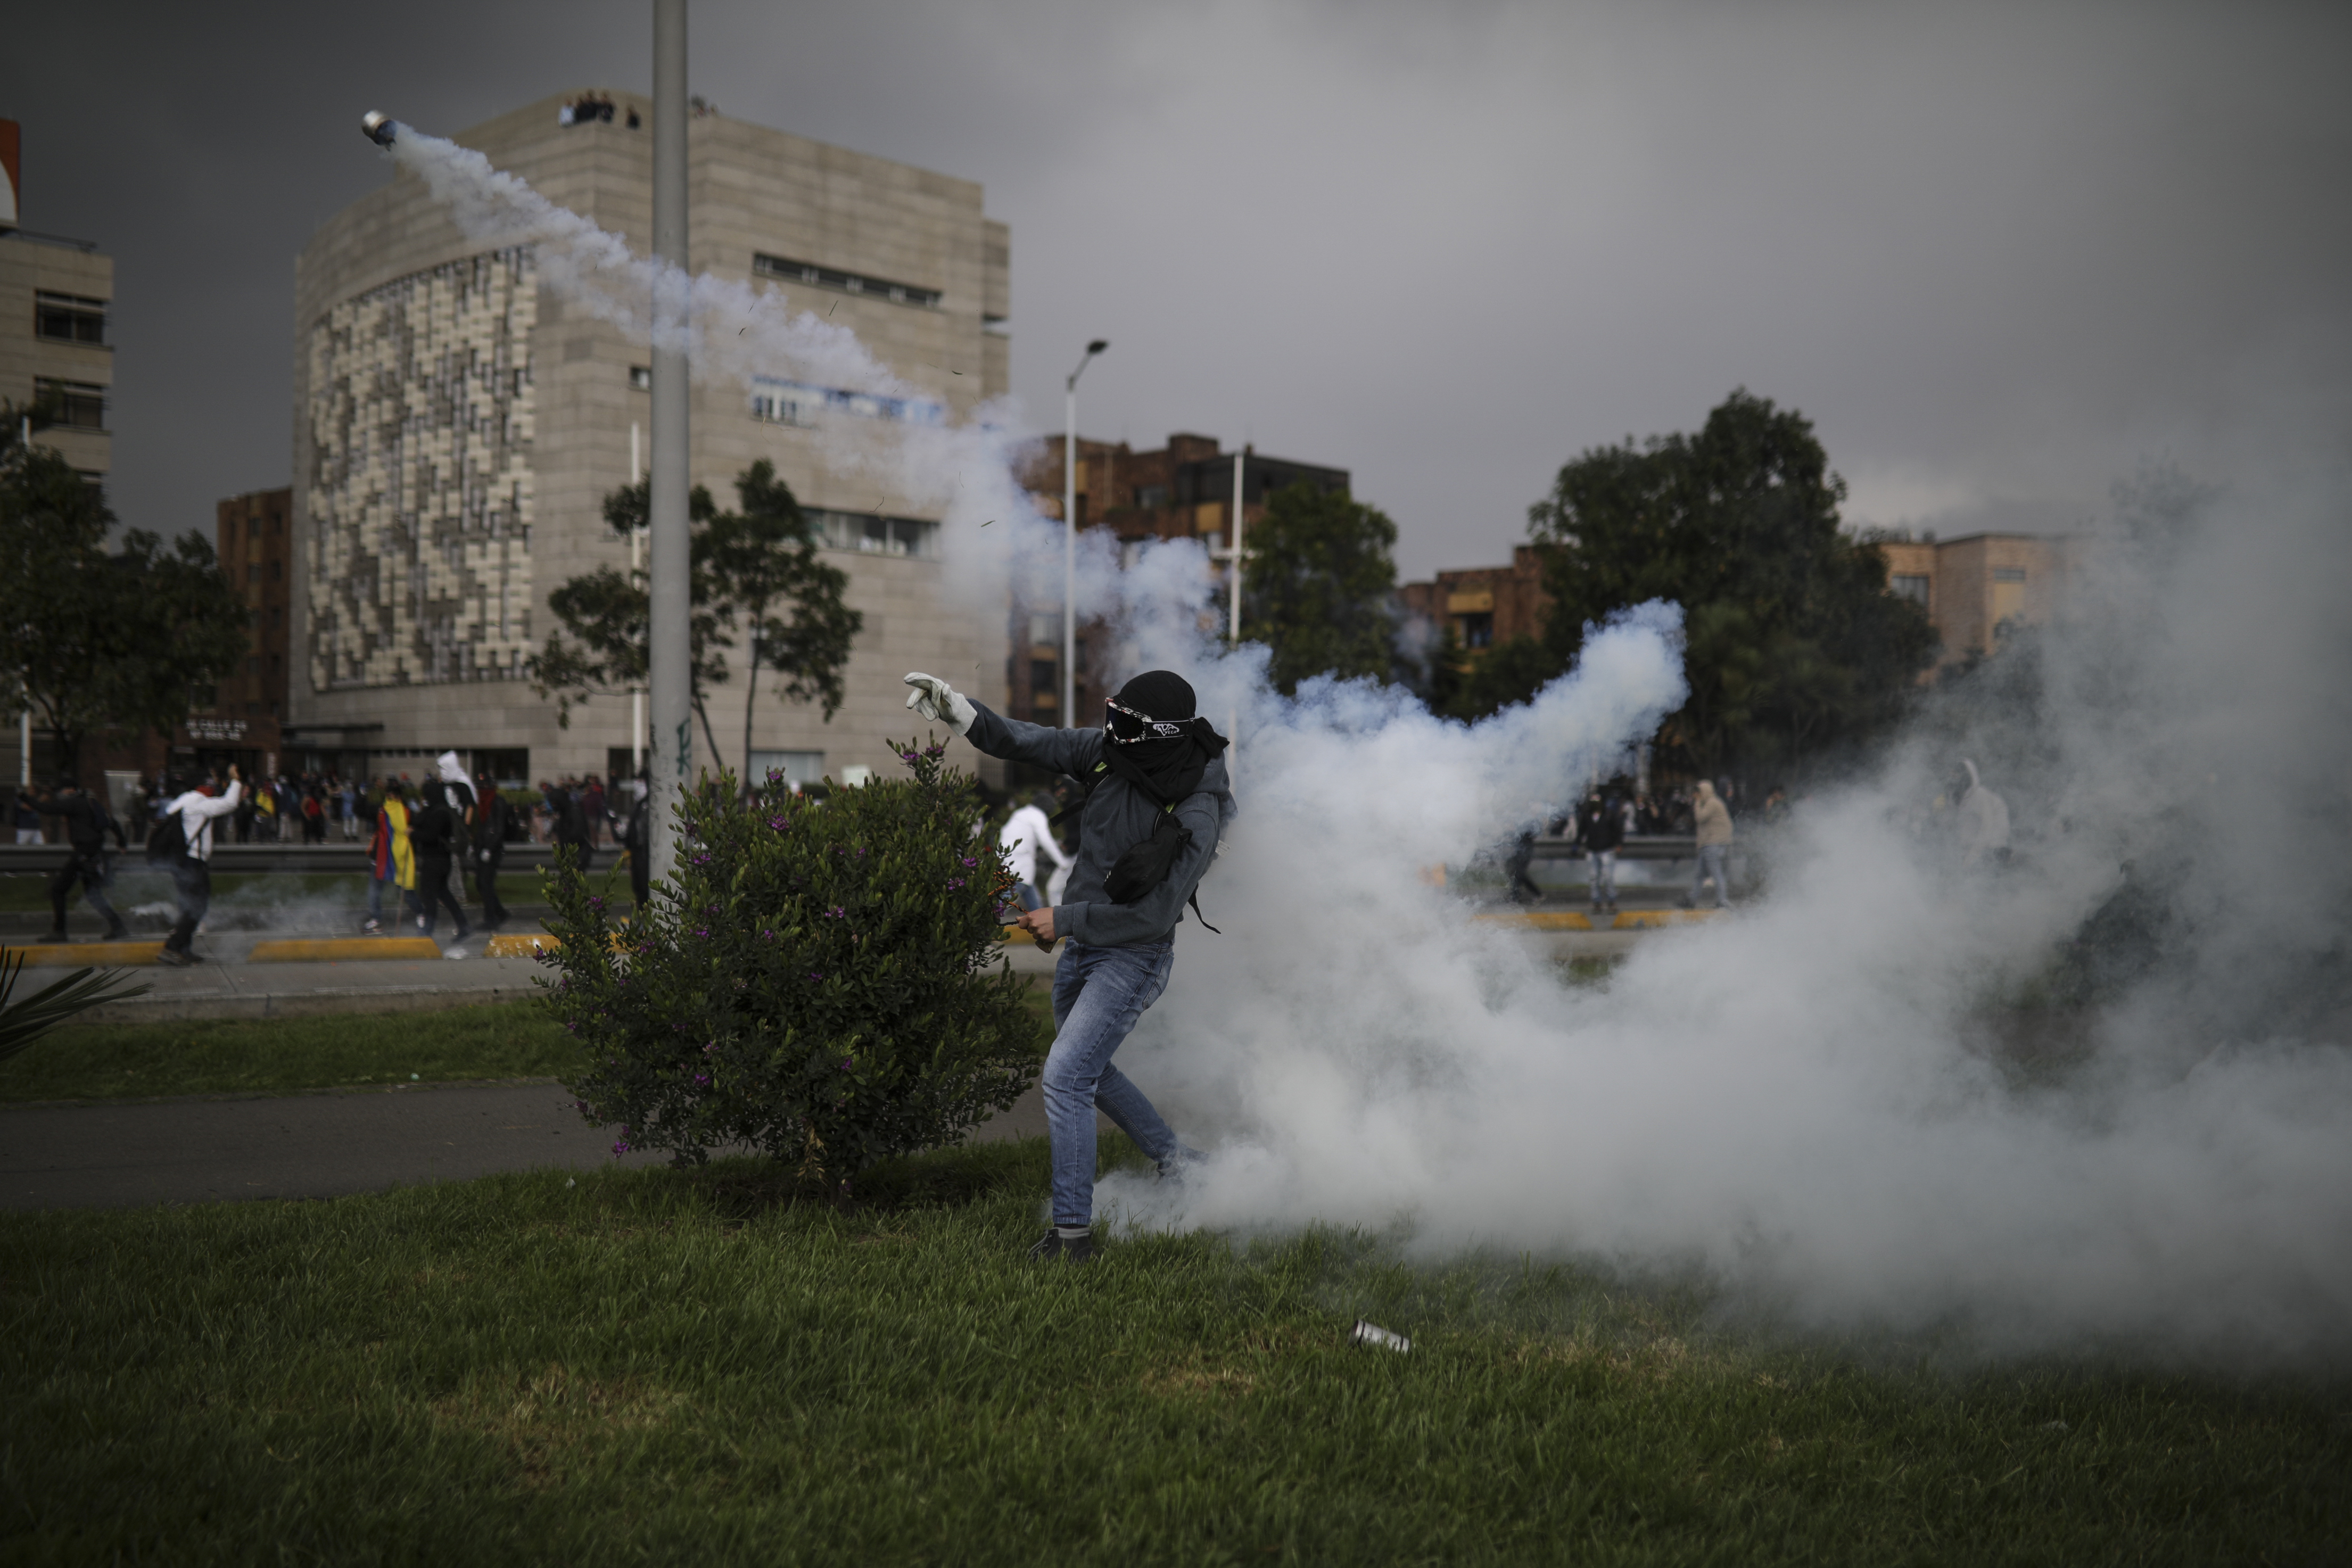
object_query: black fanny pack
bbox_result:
[1104,806,1191,903]
[1056,762,1219,933]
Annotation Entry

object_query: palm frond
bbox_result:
[0,947,152,1063]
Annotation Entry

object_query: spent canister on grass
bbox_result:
[1351,1319,1411,1354]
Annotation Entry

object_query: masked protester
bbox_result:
[905,667,1234,1264]
[35,784,129,942]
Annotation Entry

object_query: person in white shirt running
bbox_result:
[996,791,1071,913]
[156,766,244,966]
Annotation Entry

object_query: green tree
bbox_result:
[1240,480,1403,694]
[699,462,861,786]
[532,463,861,779]
[1522,390,1935,780]
[0,402,250,782]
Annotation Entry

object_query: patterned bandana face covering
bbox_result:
[1104,697,1190,745]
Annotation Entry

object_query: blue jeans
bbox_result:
[1587,848,1616,907]
[1694,844,1730,907]
[165,856,210,954]
[1044,939,1187,1226]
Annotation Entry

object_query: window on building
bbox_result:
[812,510,936,558]
[1134,484,1169,509]
[32,379,106,430]
[628,365,651,391]
[752,253,941,309]
[1030,658,1057,694]
[1458,612,1494,650]
[1027,614,1057,649]
[1990,566,2027,629]
[748,749,826,790]
[1891,574,1930,605]
[35,293,107,345]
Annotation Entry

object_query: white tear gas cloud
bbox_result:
[389,124,2351,1370]
[1107,467,2352,1370]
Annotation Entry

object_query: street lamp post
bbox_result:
[1062,339,1108,728]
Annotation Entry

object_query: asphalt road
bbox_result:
[0,1079,1057,1212]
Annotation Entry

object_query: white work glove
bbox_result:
[902,672,976,735]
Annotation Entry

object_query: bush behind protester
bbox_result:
[540,739,1038,1191]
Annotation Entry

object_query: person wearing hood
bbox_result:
[407,779,471,942]
[155,766,244,966]
[906,667,1235,1265]
[1687,778,1733,909]
[34,783,129,942]
[1575,788,1625,914]
[1952,758,2011,869]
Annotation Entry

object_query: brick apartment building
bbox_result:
[1012,432,1348,727]
[1398,531,2077,679]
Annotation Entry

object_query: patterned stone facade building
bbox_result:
[290,91,1012,789]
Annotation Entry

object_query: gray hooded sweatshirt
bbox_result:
[963,703,1234,947]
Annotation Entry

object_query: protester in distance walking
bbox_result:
[1951,758,2011,870]
[997,790,1071,913]
[1503,826,1544,905]
[1575,788,1624,914]
[35,783,129,942]
[154,765,243,966]
[552,782,595,873]
[406,779,471,943]
[1684,778,1733,909]
[12,788,45,845]
[622,772,652,911]
[906,666,1234,1265]
[471,771,513,931]
[363,779,415,934]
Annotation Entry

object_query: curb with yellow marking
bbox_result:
[247,937,441,962]
[1470,910,1595,931]
[6,940,167,967]
[481,932,631,958]
[1611,908,1726,928]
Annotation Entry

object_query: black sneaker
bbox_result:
[1026,1228,1096,1264]
[154,948,194,968]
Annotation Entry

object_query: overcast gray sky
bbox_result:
[7,0,2347,577]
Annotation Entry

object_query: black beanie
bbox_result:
[1114,670,1196,722]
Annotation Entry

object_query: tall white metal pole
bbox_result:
[629,421,643,780]
[647,0,692,885]
[1228,447,1244,785]
[16,416,27,788]
[1062,386,1076,728]
[1229,448,1244,641]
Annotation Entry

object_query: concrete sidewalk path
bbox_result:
[0,1079,1056,1212]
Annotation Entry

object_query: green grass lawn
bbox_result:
[0,1002,583,1103]
[2,1138,2342,1565]
[0,988,1060,1106]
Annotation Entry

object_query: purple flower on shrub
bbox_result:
[961,856,976,868]
[947,878,965,890]
[839,1057,853,1071]
[692,1073,711,1088]
[588,896,605,912]
[768,816,789,831]
[900,750,919,764]
[613,1138,631,1157]
[694,927,709,938]
[808,971,823,981]
[826,905,846,919]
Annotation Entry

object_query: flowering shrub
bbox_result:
[543,737,1036,1189]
